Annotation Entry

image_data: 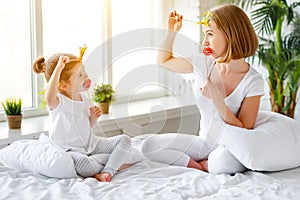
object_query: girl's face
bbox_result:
[201,20,227,60]
[65,63,91,95]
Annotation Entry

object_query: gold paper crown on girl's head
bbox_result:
[197,11,213,26]
[78,44,88,61]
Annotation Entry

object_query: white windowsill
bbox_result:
[0,95,199,148]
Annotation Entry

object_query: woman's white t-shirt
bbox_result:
[48,92,99,154]
[192,54,265,137]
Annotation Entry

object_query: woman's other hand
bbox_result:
[199,78,222,100]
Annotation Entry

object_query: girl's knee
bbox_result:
[74,156,102,177]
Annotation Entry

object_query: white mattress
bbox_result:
[1,134,300,200]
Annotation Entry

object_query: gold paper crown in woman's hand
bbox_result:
[196,11,213,26]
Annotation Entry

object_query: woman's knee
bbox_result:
[141,136,158,156]
[141,134,179,156]
[208,146,247,174]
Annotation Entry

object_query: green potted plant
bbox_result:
[1,97,23,129]
[222,0,300,118]
[92,83,115,114]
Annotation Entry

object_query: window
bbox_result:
[0,0,103,121]
[0,0,200,121]
[42,0,102,59]
[42,0,103,102]
[0,0,32,121]
[108,0,168,100]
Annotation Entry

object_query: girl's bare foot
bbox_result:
[94,172,111,182]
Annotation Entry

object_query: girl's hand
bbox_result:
[168,10,182,32]
[90,106,101,119]
[57,55,70,70]
[89,106,101,128]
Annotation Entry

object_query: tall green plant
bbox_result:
[231,0,300,118]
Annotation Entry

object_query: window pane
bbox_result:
[42,0,102,63]
[111,0,162,97]
[0,0,32,110]
[111,0,152,35]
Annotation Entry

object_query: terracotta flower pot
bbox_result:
[7,115,22,129]
[99,102,110,114]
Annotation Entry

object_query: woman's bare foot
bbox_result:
[187,158,209,172]
[94,172,111,182]
[198,160,208,172]
[187,158,205,171]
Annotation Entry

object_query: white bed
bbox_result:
[1,134,300,200]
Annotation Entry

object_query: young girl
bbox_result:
[33,49,132,182]
[142,5,264,174]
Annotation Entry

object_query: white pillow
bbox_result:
[0,133,77,178]
[216,111,300,171]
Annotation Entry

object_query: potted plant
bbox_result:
[1,97,22,129]
[222,0,300,118]
[92,83,115,114]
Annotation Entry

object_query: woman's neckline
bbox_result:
[225,66,252,99]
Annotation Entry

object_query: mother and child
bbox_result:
[32,4,266,181]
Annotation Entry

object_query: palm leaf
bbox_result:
[291,2,300,9]
[251,3,274,36]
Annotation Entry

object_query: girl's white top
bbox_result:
[48,92,100,154]
[192,54,265,138]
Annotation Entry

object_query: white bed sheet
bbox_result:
[1,134,300,200]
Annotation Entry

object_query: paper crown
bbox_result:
[78,44,88,61]
[197,11,213,26]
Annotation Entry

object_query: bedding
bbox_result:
[0,133,77,178]
[1,134,300,199]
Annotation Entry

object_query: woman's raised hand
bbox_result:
[168,10,183,32]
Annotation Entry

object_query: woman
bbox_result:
[142,5,265,173]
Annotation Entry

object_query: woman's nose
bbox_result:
[202,35,208,46]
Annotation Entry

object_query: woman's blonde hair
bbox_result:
[32,53,79,92]
[209,4,258,63]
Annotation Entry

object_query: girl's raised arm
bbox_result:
[45,55,69,110]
